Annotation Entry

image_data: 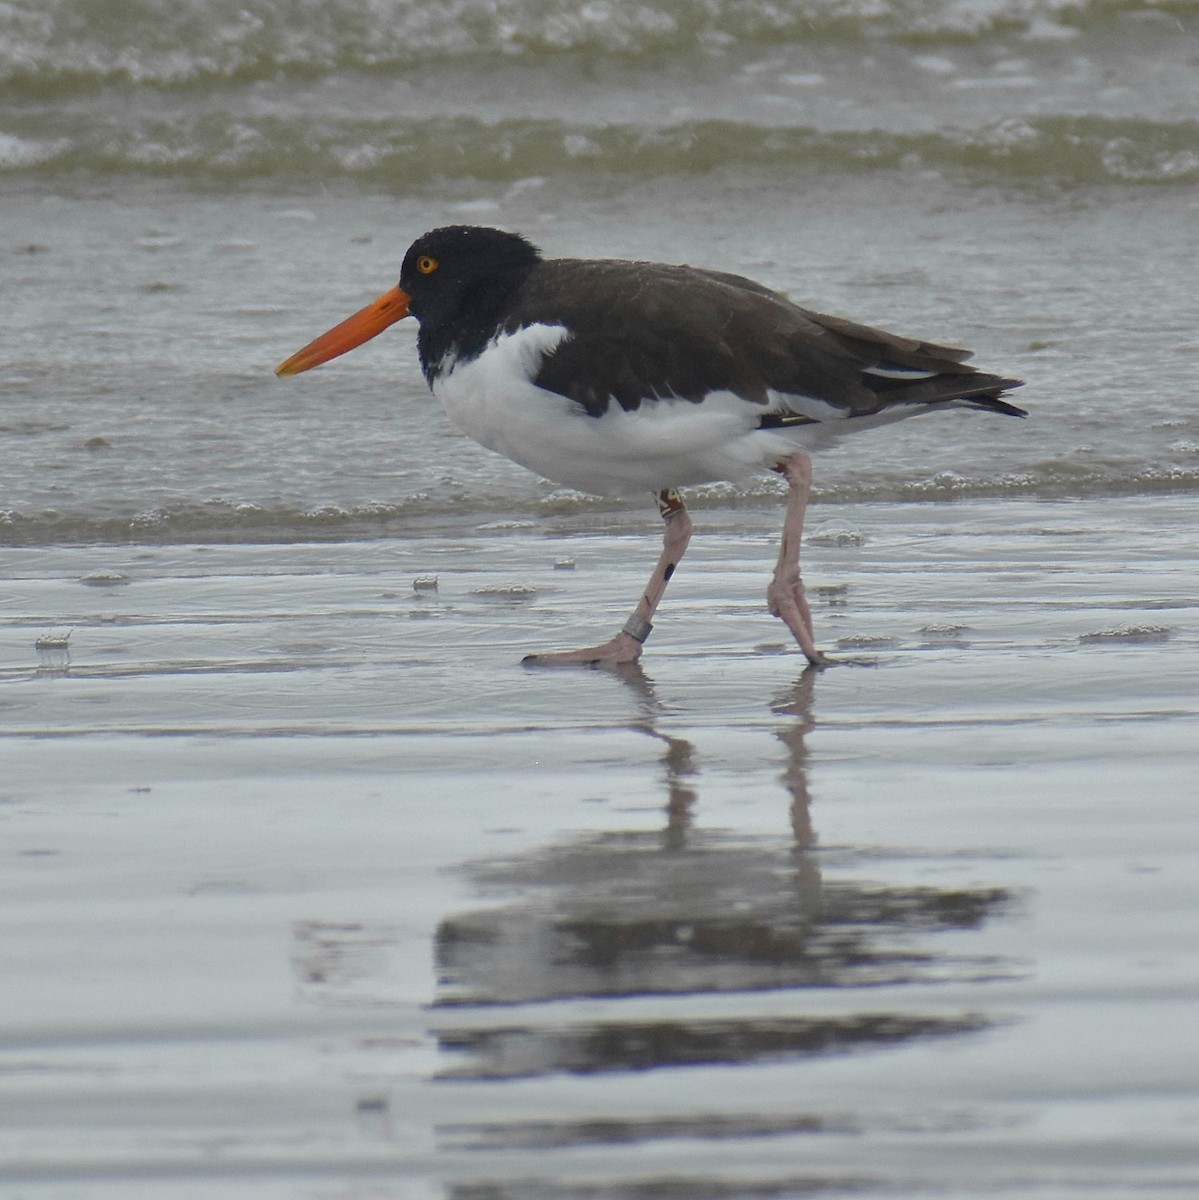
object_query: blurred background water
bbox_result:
[2,0,1199,545]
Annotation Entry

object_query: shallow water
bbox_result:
[4,1,1199,545]
[4,176,1199,548]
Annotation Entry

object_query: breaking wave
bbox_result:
[0,0,1171,90]
[2,113,1197,187]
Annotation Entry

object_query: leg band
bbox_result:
[622,614,653,644]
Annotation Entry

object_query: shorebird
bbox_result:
[277,225,1025,666]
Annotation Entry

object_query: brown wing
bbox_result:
[508,258,1024,420]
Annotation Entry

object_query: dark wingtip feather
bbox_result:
[990,398,1030,418]
[966,377,1027,419]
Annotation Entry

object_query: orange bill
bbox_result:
[275,285,411,377]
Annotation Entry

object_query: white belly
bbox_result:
[432,325,823,496]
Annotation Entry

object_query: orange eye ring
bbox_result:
[417,255,438,275]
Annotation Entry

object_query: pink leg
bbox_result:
[523,489,693,666]
[766,453,828,666]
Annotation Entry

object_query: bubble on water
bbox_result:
[1078,625,1171,645]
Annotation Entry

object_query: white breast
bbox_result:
[433,323,581,463]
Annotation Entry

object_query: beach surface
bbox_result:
[3,494,1197,1198]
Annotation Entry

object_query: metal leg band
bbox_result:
[621,614,653,644]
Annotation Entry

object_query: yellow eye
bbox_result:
[417,255,438,275]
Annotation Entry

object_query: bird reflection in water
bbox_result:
[432,666,1011,1092]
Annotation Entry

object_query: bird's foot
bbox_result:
[522,631,643,668]
[767,579,828,667]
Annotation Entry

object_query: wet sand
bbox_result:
[2,494,1198,1198]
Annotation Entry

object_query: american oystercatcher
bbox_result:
[277,225,1025,666]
